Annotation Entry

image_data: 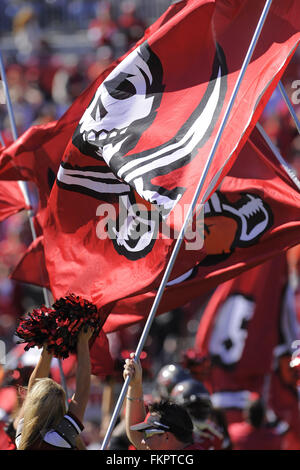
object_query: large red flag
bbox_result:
[42,0,300,311]
[193,253,290,423]
[0,180,28,222]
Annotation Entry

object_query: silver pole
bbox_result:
[278,80,300,135]
[256,122,300,190]
[100,0,274,450]
[0,53,18,142]
[0,51,69,399]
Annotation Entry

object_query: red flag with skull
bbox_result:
[42,0,300,311]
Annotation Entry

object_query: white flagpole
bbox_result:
[0,131,5,147]
[278,80,300,135]
[0,51,69,399]
[256,122,300,190]
[100,0,274,450]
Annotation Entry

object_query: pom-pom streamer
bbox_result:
[16,294,104,358]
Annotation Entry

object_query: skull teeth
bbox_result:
[84,127,128,146]
[98,132,107,140]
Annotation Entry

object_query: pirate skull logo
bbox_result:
[72,40,228,219]
[72,42,164,165]
[65,40,229,261]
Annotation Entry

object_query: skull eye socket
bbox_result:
[105,73,137,100]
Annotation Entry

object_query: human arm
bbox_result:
[68,327,93,424]
[99,377,115,440]
[14,346,53,429]
[123,352,147,450]
[27,347,53,393]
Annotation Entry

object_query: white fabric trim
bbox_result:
[212,390,251,409]
[43,430,71,448]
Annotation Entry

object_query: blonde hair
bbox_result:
[18,378,66,450]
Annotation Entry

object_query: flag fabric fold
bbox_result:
[10,236,50,289]
[0,180,28,222]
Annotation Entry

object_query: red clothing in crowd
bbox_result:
[184,442,205,450]
[228,421,283,450]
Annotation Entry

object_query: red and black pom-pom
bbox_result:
[15,306,56,352]
[15,294,104,359]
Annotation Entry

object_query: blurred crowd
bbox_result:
[0,0,299,452]
[0,0,154,140]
